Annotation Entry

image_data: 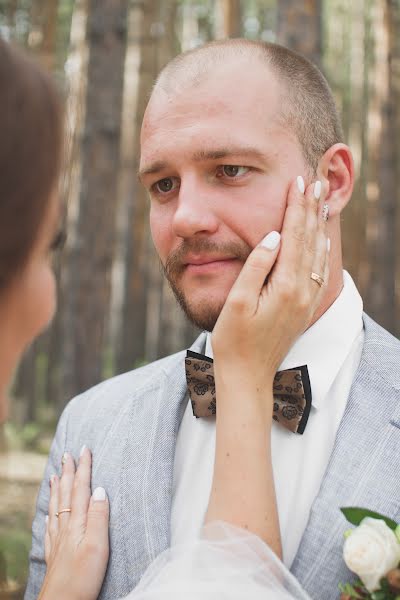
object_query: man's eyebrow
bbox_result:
[138,161,169,181]
[191,147,267,162]
[138,147,268,181]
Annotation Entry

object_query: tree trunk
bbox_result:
[69,0,128,395]
[365,0,398,333]
[6,0,19,32]
[117,0,160,373]
[221,0,242,38]
[181,1,200,51]
[341,0,369,287]
[277,0,322,66]
[391,0,400,337]
[28,0,58,71]
[108,1,143,373]
[57,0,90,409]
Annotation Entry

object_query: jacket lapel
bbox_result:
[120,332,207,590]
[292,316,400,598]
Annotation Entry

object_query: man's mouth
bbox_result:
[183,255,239,274]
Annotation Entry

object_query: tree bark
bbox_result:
[365,0,398,333]
[6,0,19,32]
[221,0,242,38]
[28,0,58,71]
[341,0,369,287]
[277,0,322,66]
[68,0,128,395]
[117,0,160,373]
[56,0,90,409]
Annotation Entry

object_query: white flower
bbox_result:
[343,517,400,592]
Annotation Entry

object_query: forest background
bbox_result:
[0,0,399,597]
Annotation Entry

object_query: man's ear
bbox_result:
[317,143,354,217]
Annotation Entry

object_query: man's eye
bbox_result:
[154,177,178,193]
[218,165,250,178]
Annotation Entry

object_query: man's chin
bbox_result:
[185,307,220,332]
[171,287,225,331]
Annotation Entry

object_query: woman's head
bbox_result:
[0,38,63,414]
[0,38,63,289]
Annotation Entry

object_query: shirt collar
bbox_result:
[205,271,363,410]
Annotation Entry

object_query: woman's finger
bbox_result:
[309,228,329,297]
[85,487,110,560]
[44,515,50,565]
[70,446,92,533]
[58,452,75,531]
[224,231,281,315]
[308,176,330,292]
[275,175,307,273]
[300,180,322,277]
[48,474,59,551]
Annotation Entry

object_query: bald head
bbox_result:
[151,39,343,173]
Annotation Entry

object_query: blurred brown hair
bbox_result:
[0,38,63,290]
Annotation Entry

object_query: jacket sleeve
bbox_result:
[24,406,69,600]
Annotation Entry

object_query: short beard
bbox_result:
[161,237,251,331]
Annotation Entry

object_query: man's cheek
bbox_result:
[149,222,168,262]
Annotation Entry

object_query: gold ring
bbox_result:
[310,272,324,287]
[56,508,72,518]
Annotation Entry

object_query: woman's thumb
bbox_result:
[227,231,281,312]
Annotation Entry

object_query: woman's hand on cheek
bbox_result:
[39,448,109,600]
[211,175,329,390]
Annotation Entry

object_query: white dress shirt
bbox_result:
[171,271,364,567]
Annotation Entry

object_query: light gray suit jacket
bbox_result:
[25,314,400,600]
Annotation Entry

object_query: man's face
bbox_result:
[139,63,309,331]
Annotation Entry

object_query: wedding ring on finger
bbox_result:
[310,272,324,288]
[322,203,329,222]
[55,508,72,518]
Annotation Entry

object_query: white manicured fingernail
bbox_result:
[62,452,69,465]
[327,238,331,252]
[260,231,281,250]
[45,515,49,524]
[297,175,305,194]
[80,444,87,457]
[314,180,322,200]
[93,487,106,502]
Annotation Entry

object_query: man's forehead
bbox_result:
[145,60,280,122]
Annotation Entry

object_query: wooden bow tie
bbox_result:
[185,350,312,434]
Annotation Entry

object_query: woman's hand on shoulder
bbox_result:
[39,447,109,600]
[212,176,329,384]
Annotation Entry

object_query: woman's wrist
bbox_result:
[214,371,275,422]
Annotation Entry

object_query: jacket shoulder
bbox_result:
[363,313,400,391]
[64,349,186,421]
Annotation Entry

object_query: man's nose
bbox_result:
[172,177,219,239]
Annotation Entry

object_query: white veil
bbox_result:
[124,522,311,600]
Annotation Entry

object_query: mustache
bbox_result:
[164,238,252,279]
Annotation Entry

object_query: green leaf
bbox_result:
[396,524,400,543]
[341,507,398,531]
[338,581,369,598]
[379,578,390,592]
[370,592,387,600]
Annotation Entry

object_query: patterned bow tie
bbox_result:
[185,350,312,434]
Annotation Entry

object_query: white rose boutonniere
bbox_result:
[344,518,400,592]
[339,507,400,600]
